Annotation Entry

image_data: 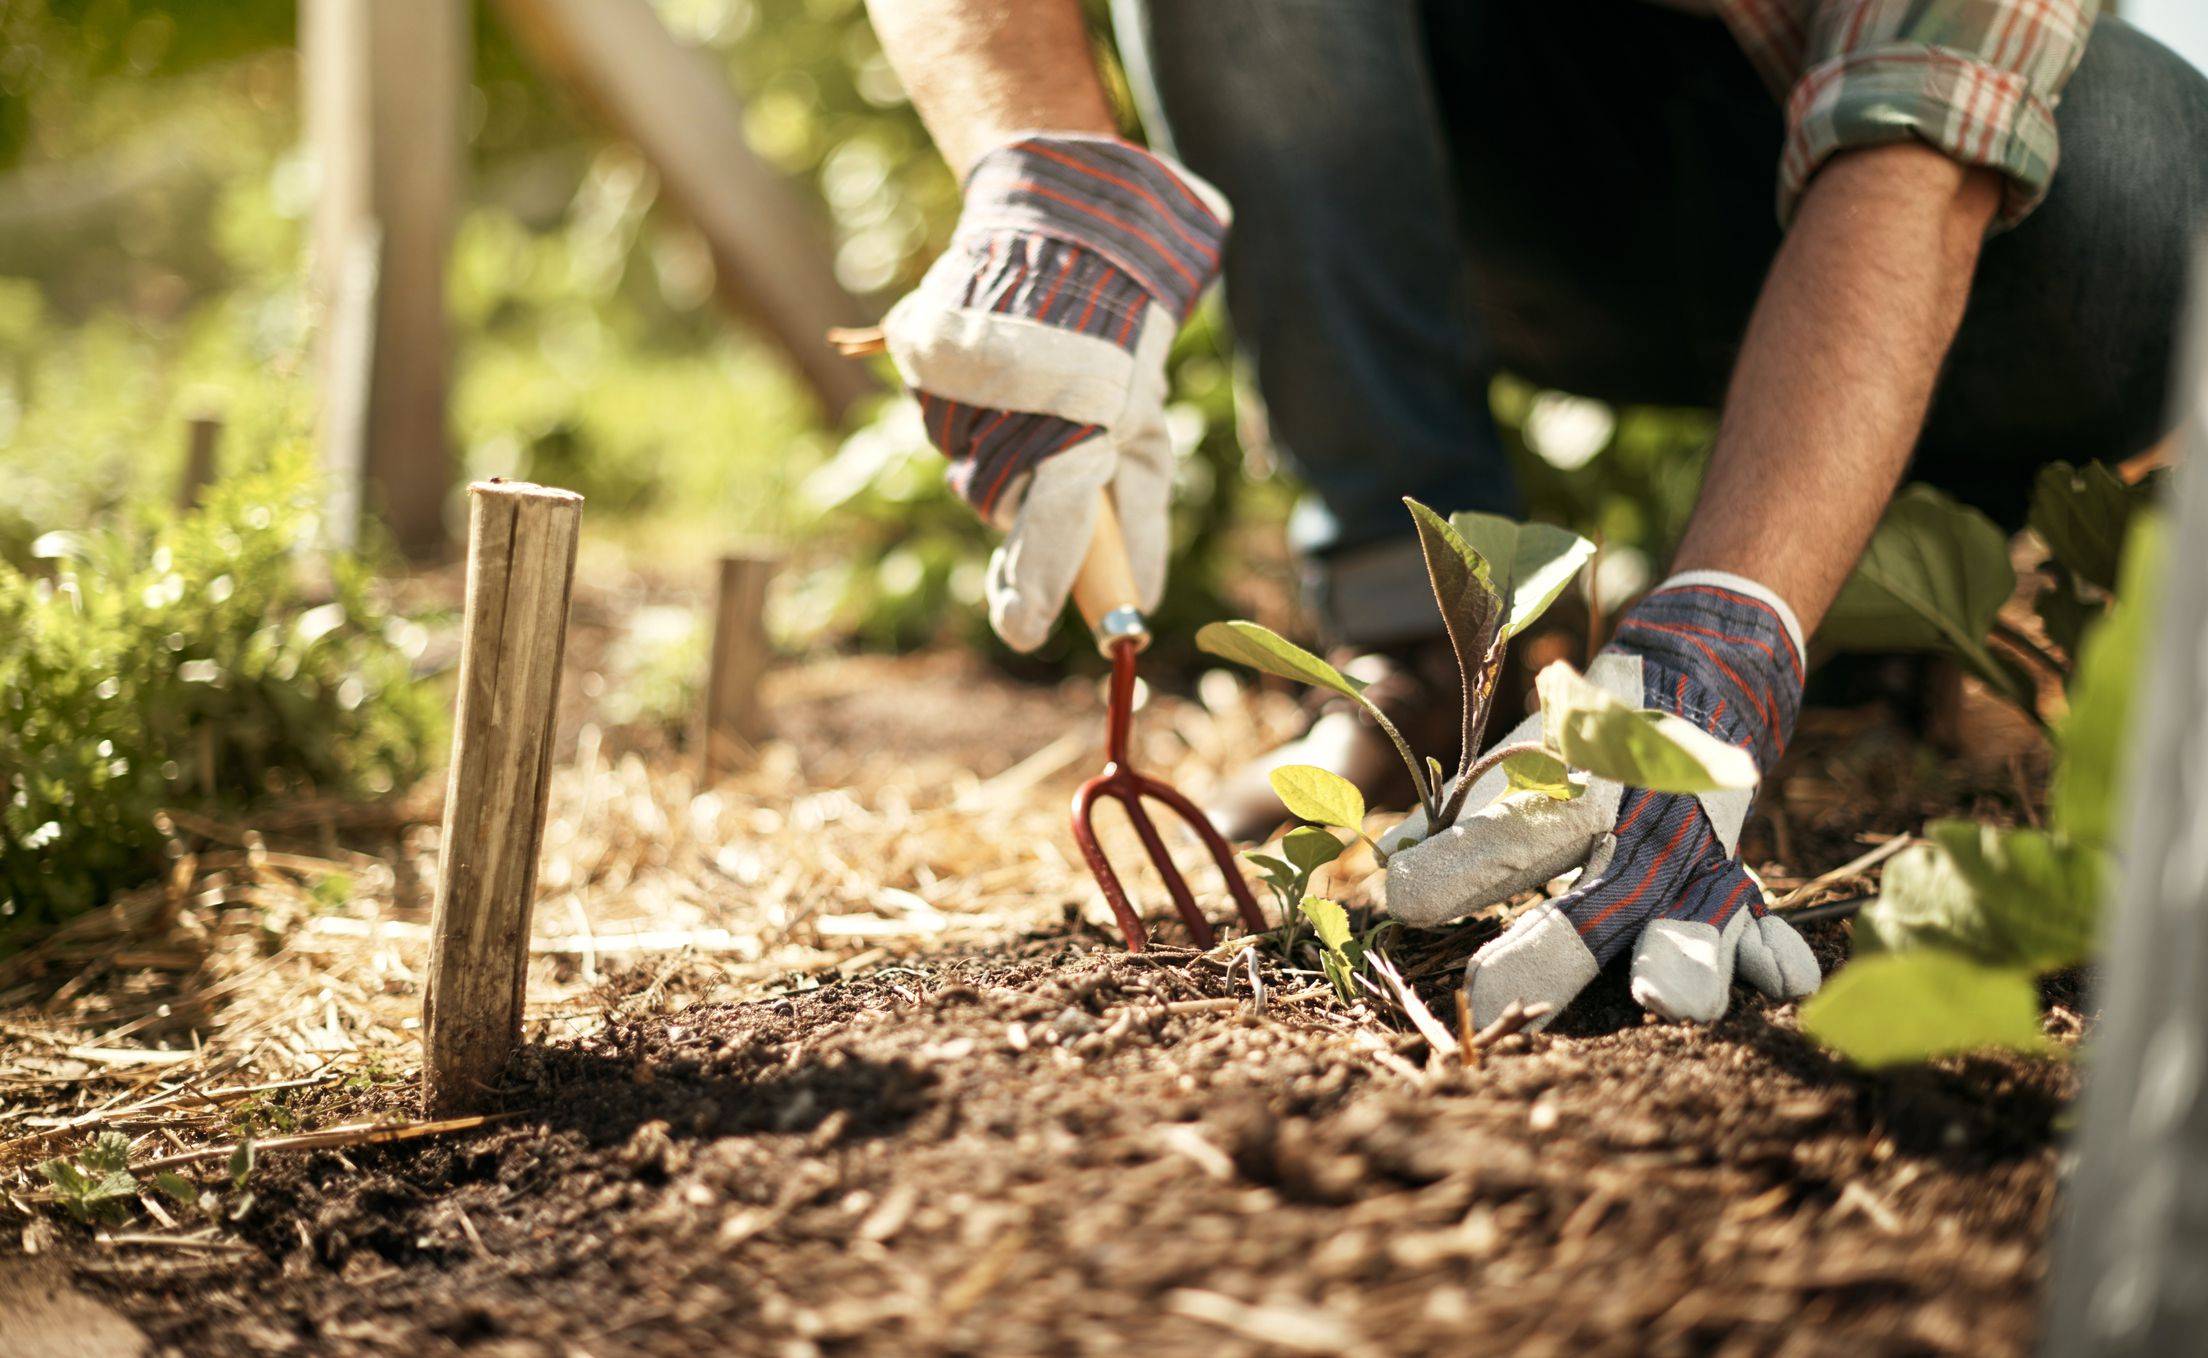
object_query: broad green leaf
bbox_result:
[1801,951,2051,1067]
[1405,500,1506,775]
[1534,662,1757,793]
[1299,896,1354,953]
[2053,512,2162,850]
[1195,621,1367,703]
[2030,460,2152,594]
[230,1137,256,1189]
[1857,820,2105,971]
[1821,485,2028,707]
[1447,510,1598,639]
[1281,825,1345,875]
[1501,747,1582,800]
[1270,764,1366,831]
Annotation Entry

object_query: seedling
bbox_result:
[1198,500,1755,855]
[37,1131,139,1224]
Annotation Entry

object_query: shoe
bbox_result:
[1206,637,1466,844]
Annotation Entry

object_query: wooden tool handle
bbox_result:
[1072,493,1149,651]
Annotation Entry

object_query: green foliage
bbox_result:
[1299,895,1368,1004]
[38,1132,139,1223]
[1406,499,1506,815]
[1501,747,1581,801]
[1268,765,1365,834]
[2051,514,2163,850]
[1808,506,2162,1067]
[1444,509,1598,641]
[1801,952,2051,1068]
[0,458,438,945]
[1280,825,1345,876]
[1821,485,2032,712]
[2030,461,2153,595]
[1532,661,1757,794]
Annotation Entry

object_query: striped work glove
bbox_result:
[1380,573,1824,1029]
[881,134,1230,651]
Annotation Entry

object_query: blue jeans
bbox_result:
[1113,0,2208,646]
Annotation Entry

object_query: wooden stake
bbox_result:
[698,551,777,782]
[177,414,221,511]
[423,480,582,1115]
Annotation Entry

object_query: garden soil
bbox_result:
[8,621,2077,1357]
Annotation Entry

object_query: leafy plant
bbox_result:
[0,456,440,947]
[1299,895,1371,1004]
[1198,500,1748,842]
[37,1132,139,1224]
[1802,508,2164,1066]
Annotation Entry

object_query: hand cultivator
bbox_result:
[1066,497,1267,951]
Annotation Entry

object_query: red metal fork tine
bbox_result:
[1118,789,1217,948]
[1071,774,1150,952]
[1131,772,1270,936]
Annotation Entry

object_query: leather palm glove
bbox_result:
[881,134,1229,651]
[1380,572,1824,1028]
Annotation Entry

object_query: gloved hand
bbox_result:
[881,134,1229,651]
[1379,572,1823,1028]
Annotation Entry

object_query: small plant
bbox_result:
[1199,500,1755,847]
[1802,502,2162,1066]
[0,455,440,948]
[37,1132,139,1224]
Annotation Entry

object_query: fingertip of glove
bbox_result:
[1629,918,1730,1024]
[1757,914,1824,999]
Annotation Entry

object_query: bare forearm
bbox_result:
[865,0,1116,179]
[1672,144,2002,632]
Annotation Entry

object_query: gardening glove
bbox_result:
[1379,572,1823,1028]
[881,134,1230,651]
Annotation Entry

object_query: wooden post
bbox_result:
[698,552,778,781]
[177,413,221,511]
[2043,238,2208,1355]
[422,481,583,1115]
[301,0,466,559]
[487,0,876,420]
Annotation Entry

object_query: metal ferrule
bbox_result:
[1092,607,1151,657]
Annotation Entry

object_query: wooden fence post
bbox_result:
[301,0,466,559]
[698,551,778,781]
[2042,237,2208,1355]
[177,413,221,511]
[422,481,583,1115]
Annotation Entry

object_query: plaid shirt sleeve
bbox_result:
[1715,0,2099,230]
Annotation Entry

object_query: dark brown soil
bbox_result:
[64,923,2070,1358]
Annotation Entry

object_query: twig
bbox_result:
[135,1112,518,1174]
[1467,999,1553,1053]
[1358,952,1457,1066]
[1770,835,1916,911]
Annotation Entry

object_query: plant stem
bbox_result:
[1358,696,1438,823]
[1440,739,1555,826]
[1989,619,2068,680]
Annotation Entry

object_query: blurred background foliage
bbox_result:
[0,0,1709,659]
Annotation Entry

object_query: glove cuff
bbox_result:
[1609,573,1806,773]
[957,135,1229,321]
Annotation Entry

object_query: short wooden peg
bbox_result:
[178,414,222,511]
[423,479,583,1115]
[698,550,778,782]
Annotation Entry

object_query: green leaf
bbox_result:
[1270,764,1367,831]
[2053,512,2162,850]
[1820,485,2028,707]
[1446,510,1598,639]
[1534,662,1757,793]
[1281,825,1345,875]
[2030,460,2152,594]
[1857,820,2105,972]
[1239,851,1298,897]
[83,1130,132,1174]
[1405,500,1507,781]
[1801,951,2051,1067]
[1299,896,1354,953]
[2033,575,2101,659]
[1501,747,1582,801]
[151,1171,198,1204]
[229,1137,255,1189]
[1195,621,1367,703]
